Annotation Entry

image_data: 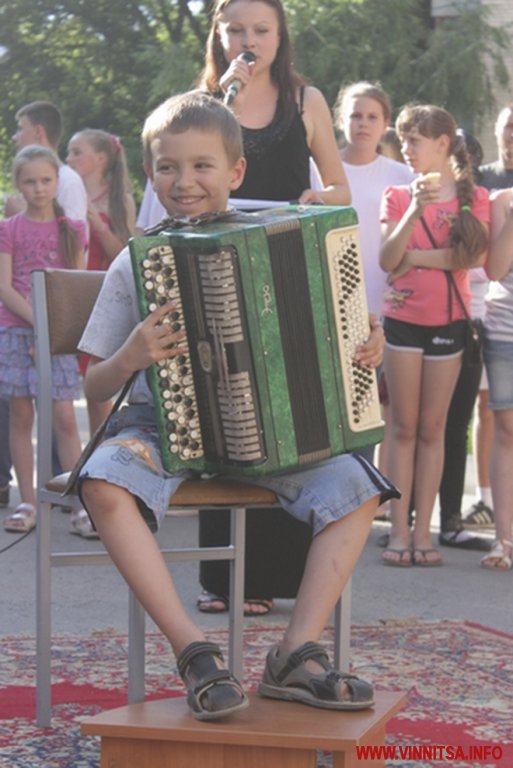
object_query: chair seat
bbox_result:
[46,472,278,508]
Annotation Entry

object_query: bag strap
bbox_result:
[419,213,471,324]
[418,214,437,249]
[444,269,471,322]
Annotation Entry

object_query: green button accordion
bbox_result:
[130,205,384,477]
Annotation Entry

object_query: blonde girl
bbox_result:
[0,145,86,532]
[379,105,489,567]
[66,129,135,270]
[66,130,136,431]
[335,81,414,316]
[334,81,414,499]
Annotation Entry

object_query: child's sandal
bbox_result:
[4,503,36,533]
[258,641,374,711]
[176,640,249,720]
[480,539,513,571]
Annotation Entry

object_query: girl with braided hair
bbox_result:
[378,104,490,567]
[0,145,86,533]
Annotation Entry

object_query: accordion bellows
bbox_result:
[130,206,384,477]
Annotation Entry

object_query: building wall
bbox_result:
[478,0,513,162]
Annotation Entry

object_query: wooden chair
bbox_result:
[32,268,351,728]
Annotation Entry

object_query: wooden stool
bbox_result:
[81,690,406,768]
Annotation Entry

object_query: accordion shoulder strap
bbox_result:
[63,373,136,496]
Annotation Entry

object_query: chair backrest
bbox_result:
[39,269,105,355]
[32,268,105,483]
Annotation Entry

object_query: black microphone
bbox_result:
[224,51,256,106]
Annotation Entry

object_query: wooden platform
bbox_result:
[81,690,406,768]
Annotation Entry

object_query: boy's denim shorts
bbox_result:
[484,337,513,411]
[79,404,398,534]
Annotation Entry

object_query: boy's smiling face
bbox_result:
[147,128,246,218]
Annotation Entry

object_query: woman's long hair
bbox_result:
[396,105,488,268]
[197,0,305,122]
[13,145,81,268]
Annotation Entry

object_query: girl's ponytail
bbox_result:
[107,136,133,243]
[53,201,81,268]
[449,133,488,268]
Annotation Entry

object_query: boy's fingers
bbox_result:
[147,301,176,325]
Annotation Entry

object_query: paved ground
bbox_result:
[1,397,510,639]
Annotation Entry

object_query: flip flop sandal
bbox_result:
[4,503,36,533]
[258,641,374,711]
[244,599,273,616]
[382,547,412,567]
[196,591,229,614]
[177,640,249,721]
[412,548,443,567]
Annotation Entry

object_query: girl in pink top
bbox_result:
[0,146,86,533]
[379,105,489,567]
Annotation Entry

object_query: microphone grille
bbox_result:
[240,51,256,64]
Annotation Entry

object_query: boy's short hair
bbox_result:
[142,91,243,170]
[15,101,63,148]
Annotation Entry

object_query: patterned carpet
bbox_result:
[1,619,512,767]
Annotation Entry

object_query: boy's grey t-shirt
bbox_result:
[79,245,151,403]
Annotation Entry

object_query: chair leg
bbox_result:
[127,590,146,703]
[333,576,352,672]
[36,501,52,727]
[227,506,245,681]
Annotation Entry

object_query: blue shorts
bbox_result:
[79,404,399,534]
[383,317,466,359]
[484,337,513,410]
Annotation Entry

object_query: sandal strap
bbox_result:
[176,640,224,679]
[14,503,36,516]
[491,539,513,556]
[274,642,330,684]
[266,642,372,705]
[177,640,247,718]
[188,669,241,699]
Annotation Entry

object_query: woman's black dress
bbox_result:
[199,91,314,599]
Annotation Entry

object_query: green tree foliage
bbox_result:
[287,0,509,128]
[0,0,211,195]
[0,0,510,198]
